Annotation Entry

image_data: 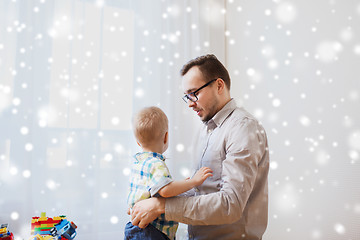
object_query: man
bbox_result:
[131,54,269,240]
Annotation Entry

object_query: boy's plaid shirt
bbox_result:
[127,152,178,240]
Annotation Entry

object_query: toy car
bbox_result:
[50,220,77,240]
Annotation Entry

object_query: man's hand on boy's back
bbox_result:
[131,197,166,228]
[190,167,213,187]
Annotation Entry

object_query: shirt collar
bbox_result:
[206,98,237,128]
[134,152,166,162]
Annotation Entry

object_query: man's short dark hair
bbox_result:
[180,54,231,90]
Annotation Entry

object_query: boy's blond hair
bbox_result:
[133,106,168,147]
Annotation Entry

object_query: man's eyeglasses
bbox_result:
[182,79,217,103]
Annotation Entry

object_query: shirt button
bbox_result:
[208,129,212,133]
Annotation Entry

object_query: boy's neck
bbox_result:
[142,146,164,155]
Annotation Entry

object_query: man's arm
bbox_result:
[158,167,212,198]
[131,166,212,228]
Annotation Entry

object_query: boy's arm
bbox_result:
[157,167,212,198]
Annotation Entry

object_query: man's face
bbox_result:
[182,66,219,122]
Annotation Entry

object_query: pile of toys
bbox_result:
[0,224,14,240]
[1,212,77,240]
[30,212,77,240]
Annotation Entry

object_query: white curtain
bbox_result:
[0,0,226,239]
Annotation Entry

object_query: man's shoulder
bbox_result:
[226,107,268,137]
[230,107,259,125]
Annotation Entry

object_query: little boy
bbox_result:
[124,106,212,240]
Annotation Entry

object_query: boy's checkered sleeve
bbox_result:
[148,161,173,197]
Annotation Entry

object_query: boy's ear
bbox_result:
[164,132,168,144]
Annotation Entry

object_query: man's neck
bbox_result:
[216,97,232,115]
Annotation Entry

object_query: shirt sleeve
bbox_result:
[165,118,268,225]
[178,188,196,197]
[148,160,173,197]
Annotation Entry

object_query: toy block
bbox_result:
[0,232,14,240]
[0,224,13,240]
[0,224,7,234]
[32,234,56,240]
